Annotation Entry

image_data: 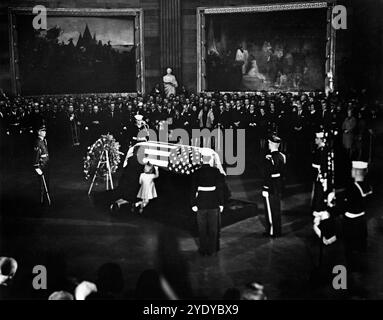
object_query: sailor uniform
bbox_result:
[343,181,372,252]
[262,150,286,237]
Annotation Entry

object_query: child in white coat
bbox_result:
[136,162,159,213]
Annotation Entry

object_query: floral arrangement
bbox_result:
[83,134,123,180]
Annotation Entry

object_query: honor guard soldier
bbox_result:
[33,124,51,205]
[262,134,286,237]
[313,191,337,246]
[343,161,372,254]
[311,131,329,214]
[191,154,225,256]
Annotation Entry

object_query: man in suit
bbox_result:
[262,134,286,237]
[191,154,225,256]
[291,100,308,159]
[85,105,103,144]
[104,103,122,141]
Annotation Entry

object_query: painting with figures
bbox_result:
[205,8,327,92]
[13,13,137,95]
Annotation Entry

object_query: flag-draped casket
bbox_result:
[121,141,229,234]
[124,141,226,176]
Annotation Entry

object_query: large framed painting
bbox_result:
[197,2,336,93]
[8,8,144,96]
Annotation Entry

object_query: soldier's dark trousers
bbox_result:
[197,208,219,255]
[311,181,326,212]
[263,192,281,236]
[343,216,368,273]
[343,216,367,262]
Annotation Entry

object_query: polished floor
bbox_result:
[1,125,383,300]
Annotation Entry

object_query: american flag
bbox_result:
[124,141,226,176]
[168,144,202,174]
[124,141,202,175]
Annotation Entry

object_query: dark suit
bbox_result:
[88,112,103,143]
[190,164,225,255]
[104,110,122,139]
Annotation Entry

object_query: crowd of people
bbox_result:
[0,87,381,300]
[0,88,379,165]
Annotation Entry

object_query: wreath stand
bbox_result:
[88,148,114,196]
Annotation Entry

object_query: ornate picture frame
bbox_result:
[197,1,336,94]
[8,7,145,96]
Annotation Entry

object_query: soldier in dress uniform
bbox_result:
[261,134,286,237]
[311,132,329,215]
[342,161,372,254]
[191,154,225,256]
[33,124,51,205]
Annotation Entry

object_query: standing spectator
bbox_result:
[104,103,122,141]
[342,108,357,158]
[86,105,103,144]
[198,105,214,147]
[291,101,307,161]
[258,107,269,152]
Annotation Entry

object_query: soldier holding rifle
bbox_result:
[262,134,286,238]
[33,124,51,206]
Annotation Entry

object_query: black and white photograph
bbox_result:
[0,0,383,307]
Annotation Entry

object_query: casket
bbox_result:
[124,141,226,176]
[95,141,254,235]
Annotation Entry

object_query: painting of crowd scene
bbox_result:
[15,15,136,95]
[205,8,327,92]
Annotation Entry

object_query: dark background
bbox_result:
[0,0,382,97]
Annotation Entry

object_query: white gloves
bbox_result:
[35,168,43,176]
[322,179,327,192]
[327,191,335,207]
[262,190,269,198]
[192,206,224,213]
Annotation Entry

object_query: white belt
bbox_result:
[345,211,365,219]
[271,173,280,178]
[197,186,216,191]
[41,154,48,158]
